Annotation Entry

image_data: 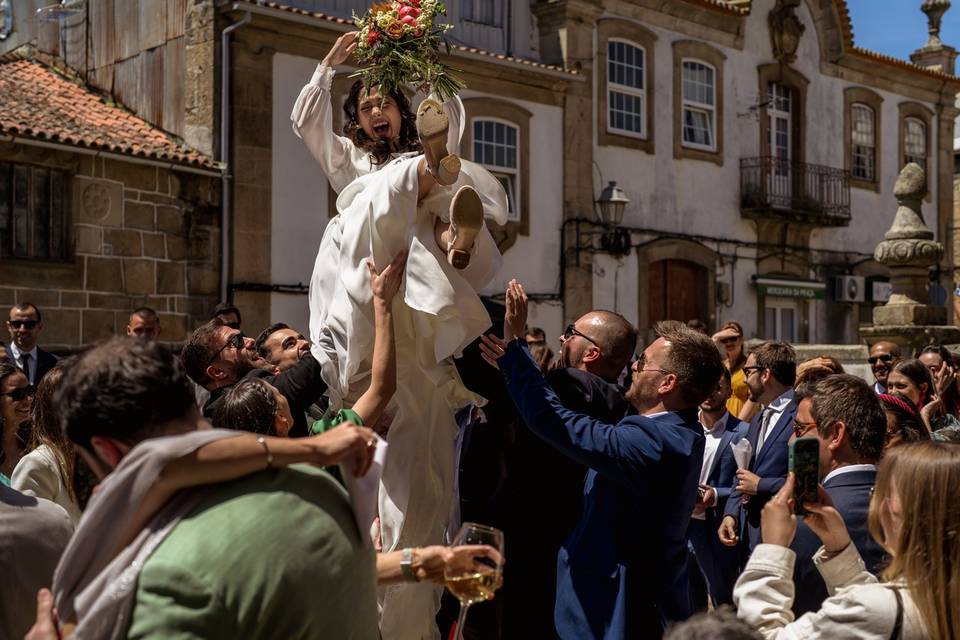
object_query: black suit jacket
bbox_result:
[4,344,58,385]
[790,467,888,615]
[204,353,328,438]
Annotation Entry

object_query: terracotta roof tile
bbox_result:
[232,1,580,76]
[0,57,218,170]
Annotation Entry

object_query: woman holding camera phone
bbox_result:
[734,442,959,639]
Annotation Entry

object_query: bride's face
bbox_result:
[356,88,402,143]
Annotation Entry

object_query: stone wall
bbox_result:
[0,143,220,349]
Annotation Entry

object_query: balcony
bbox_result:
[740,157,851,227]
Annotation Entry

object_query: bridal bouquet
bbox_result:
[352,0,464,100]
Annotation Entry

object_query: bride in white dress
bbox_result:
[291,32,508,639]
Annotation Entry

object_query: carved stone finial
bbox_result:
[921,0,951,49]
[769,0,805,63]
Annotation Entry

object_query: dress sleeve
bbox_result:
[290,62,363,194]
[734,543,894,640]
[10,449,60,503]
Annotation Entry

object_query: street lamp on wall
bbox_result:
[595,181,632,256]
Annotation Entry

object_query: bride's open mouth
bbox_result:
[371,120,391,138]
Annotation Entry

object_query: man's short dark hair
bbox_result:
[57,337,195,450]
[796,374,887,462]
[655,320,725,408]
[255,322,290,358]
[131,306,159,322]
[181,318,226,385]
[664,606,761,640]
[11,302,41,322]
[752,341,797,387]
[212,302,241,324]
[213,377,277,435]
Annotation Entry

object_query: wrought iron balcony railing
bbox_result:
[740,157,851,226]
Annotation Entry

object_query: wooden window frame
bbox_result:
[843,87,883,192]
[597,19,657,154]
[0,161,71,263]
[673,41,725,164]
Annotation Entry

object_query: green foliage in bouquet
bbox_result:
[352,0,465,101]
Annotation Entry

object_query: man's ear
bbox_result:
[88,436,131,472]
[205,364,227,383]
[829,421,847,451]
[581,346,602,365]
[658,373,679,397]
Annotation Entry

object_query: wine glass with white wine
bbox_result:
[444,522,505,640]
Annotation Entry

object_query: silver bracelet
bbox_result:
[400,547,419,582]
[256,436,274,468]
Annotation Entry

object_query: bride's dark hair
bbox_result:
[342,80,422,166]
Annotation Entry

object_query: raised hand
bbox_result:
[323,31,359,67]
[934,362,956,399]
[310,423,378,477]
[803,485,852,555]
[479,333,509,369]
[760,472,798,548]
[504,279,528,342]
[368,250,408,304]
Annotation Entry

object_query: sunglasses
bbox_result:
[563,324,601,351]
[208,332,246,366]
[8,320,38,329]
[0,385,36,401]
[868,354,895,366]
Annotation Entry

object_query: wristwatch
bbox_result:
[400,547,419,582]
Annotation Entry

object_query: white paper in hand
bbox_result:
[341,435,388,547]
[731,439,753,470]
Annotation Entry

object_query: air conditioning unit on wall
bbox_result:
[833,275,866,303]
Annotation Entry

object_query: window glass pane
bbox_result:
[0,163,9,258]
[31,168,50,260]
[608,41,643,90]
[12,165,28,258]
[682,61,714,106]
[683,108,713,147]
[904,117,926,169]
[851,104,875,180]
[50,171,65,260]
[473,120,518,170]
[494,172,518,221]
[608,90,644,134]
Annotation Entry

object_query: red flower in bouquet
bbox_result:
[366,29,380,46]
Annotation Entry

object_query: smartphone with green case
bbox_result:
[788,437,819,515]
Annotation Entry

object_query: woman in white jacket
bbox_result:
[734,442,959,639]
[290,32,509,640]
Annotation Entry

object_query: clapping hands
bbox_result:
[478,279,528,369]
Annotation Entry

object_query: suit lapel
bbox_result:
[707,416,737,479]
[755,403,796,467]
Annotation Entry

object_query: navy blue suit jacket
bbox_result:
[4,344,58,385]
[703,415,750,526]
[499,341,703,639]
[723,396,797,549]
[790,468,888,615]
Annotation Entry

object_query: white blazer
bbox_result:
[11,445,82,526]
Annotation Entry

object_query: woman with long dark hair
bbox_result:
[0,361,33,485]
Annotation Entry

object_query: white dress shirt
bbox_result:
[7,343,38,384]
[757,388,795,455]
[692,411,730,520]
[822,463,877,485]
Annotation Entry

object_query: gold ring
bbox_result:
[367,438,376,448]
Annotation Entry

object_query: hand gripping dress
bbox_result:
[292,63,508,640]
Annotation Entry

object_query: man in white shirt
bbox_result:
[5,303,57,385]
[688,368,749,607]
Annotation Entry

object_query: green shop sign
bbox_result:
[753,276,826,300]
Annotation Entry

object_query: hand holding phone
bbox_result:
[788,437,819,516]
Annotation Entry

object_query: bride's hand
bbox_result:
[323,31,359,67]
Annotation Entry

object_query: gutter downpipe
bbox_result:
[220,10,252,302]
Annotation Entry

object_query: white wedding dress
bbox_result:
[292,63,507,640]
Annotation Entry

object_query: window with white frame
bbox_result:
[473,119,520,222]
[851,103,876,181]
[903,116,926,170]
[607,39,645,137]
[681,60,716,150]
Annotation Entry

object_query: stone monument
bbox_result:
[860,163,960,352]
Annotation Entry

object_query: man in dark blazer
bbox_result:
[719,342,797,554]
[480,280,724,640]
[790,374,888,615]
[6,303,58,385]
[687,368,749,607]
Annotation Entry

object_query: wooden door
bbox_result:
[648,259,708,326]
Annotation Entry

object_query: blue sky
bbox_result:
[846,0,960,61]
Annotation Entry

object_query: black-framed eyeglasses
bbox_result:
[868,354,895,366]
[563,324,601,351]
[208,332,246,366]
[8,320,38,329]
[742,365,766,377]
[0,385,36,401]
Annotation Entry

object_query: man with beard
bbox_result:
[480,281,724,640]
[867,340,901,394]
[717,342,797,555]
[497,311,636,637]
[255,323,311,372]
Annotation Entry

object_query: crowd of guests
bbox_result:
[2,291,959,640]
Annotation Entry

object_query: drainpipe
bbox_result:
[220,10,252,302]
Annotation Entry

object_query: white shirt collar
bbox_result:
[766,388,795,412]
[699,410,730,435]
[823,463,877,485]
[7,342,38,361]
[644,410,670,419]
